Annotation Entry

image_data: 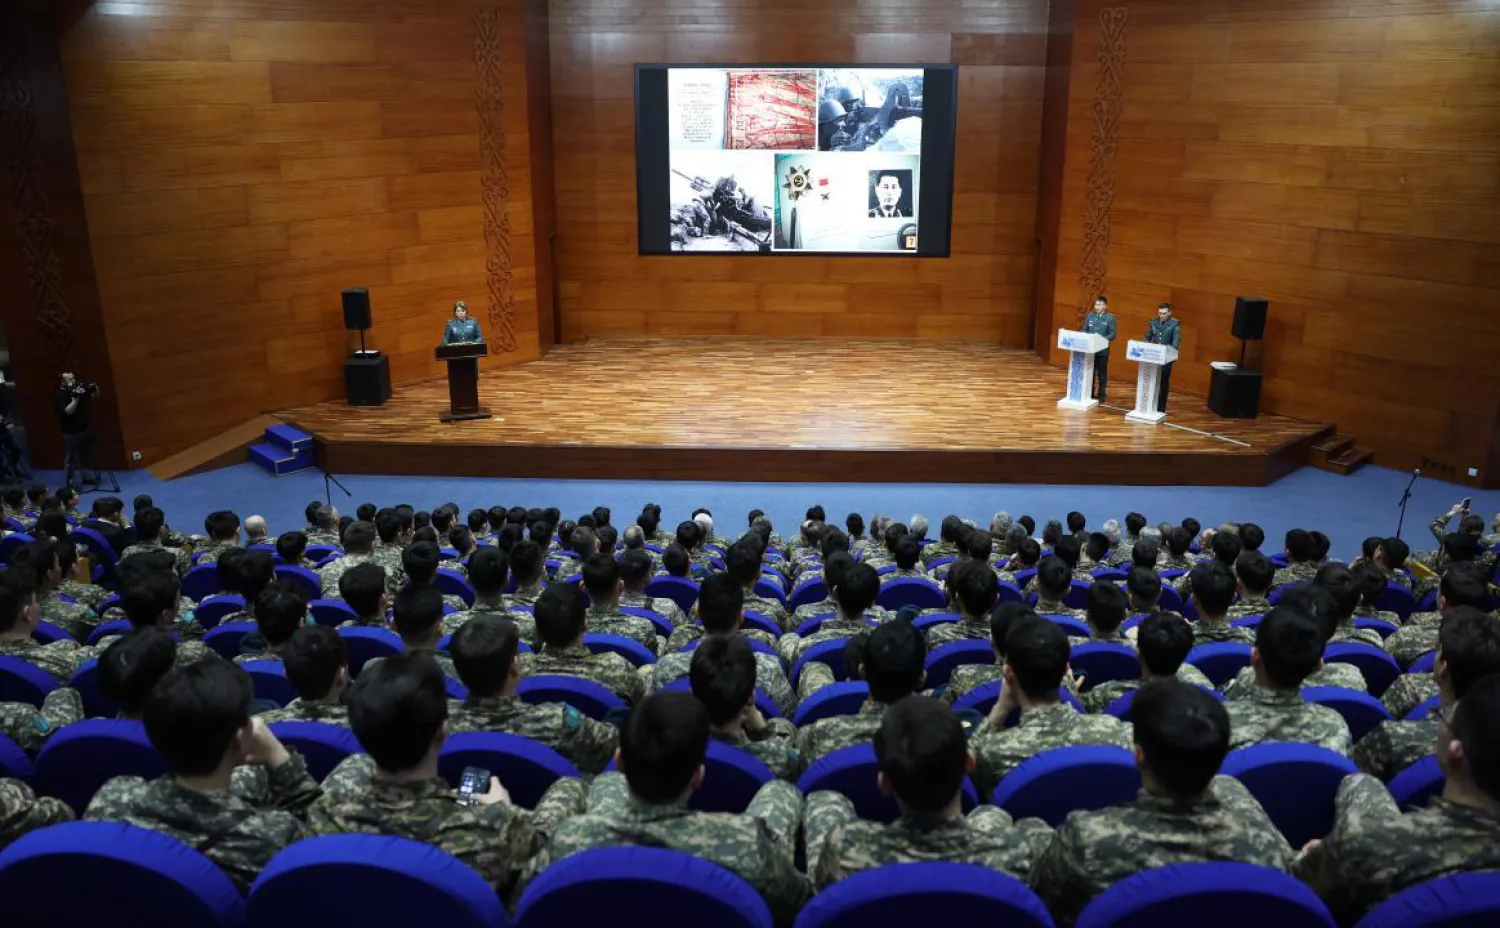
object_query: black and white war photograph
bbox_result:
[816,67,924,153]
[668,150,776,252]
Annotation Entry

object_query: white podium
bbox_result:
[1056,329,1109,411]
[1125,340,1179,424]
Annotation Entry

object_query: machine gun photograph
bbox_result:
[817,69,924,153]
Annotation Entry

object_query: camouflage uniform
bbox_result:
[778,616,870,667]
[309,771,583,901]
[1296,772,1500,925]
[191,540,241,568]
[0,688,84,752]
[584,604,663,655]
[796,700,887,767]
[1221,661,1366,700]
[1352,718,1437,782]
[971,704,1132,798]
[806,790,1053,890]
[1381,673,1439,721]
[442,597,532,644]
[447,695,618,776]
[743,590,790,631]
[305,531,342,548]
[365,649,460,683]
[1029,776,1293,927]
[1225,595,1272,620]
[1271,562,1320,589]
[318,552,397,598]
[1352,604,1402,628]
[90,634,216,667]
[0,637,88,683]
[713,719,802,781]
[920,541,960,568]
[1384,613,1443,667]
[1191,619,1254,645]
[38,589,101,642]
[84,752,321,892]
[941,663,1004,705]
[1067,629,1133,649]
[523,778,808,926]
[519,644,646,705]
[1080,665,1213,714]
[665,622,779,656]
[1329,620,1386,649]
[878,567,929,587]
[0,777,74,849]
[119,541,192,576]
[650,644,796,718]
[926,616,993,650]
[1105,537,1137,568]
[550,557,583,584]
[619,590,688,628]
[56,579,110,612]
[256,698,350,727]
[1224,687,1352,754]
[1034,598,1086,621]
[504,584,546,611]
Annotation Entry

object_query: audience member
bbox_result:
[530,584,645,704]
[653,573,794,716]
[797,620,925,766]
[1188,561,1252,645]
[336,562,389,628]
[256,625,351,725]
[1224,607,1352,754]
[691,636,800,780]
[579,554,662,654]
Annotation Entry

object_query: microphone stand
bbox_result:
[1396,469,1421,539]
[320,465,352,509]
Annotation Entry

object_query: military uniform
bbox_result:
[1191,619,1254,646]
[0,777,73,849]
[310,771,581,902]
[1034,598,1087,621]
[1271,561,1320,589]
[365,649,460,683]
[743,590,790,631]
[1144,315,1181,412]
[318,553,385,598]
[1081,666,1213,714]
[619,590,688,628]
[665,622,779,656]
[520,644,646,705]
[84,751,321,893]
[119,540,192,576]
[305,530,342,548]
[1221,661,1366,700]
[879,567,930,588]
[941,663,1004,705]
[778,616,871,667]
[972,704,1132,798]
[1384,613,1443,667]
[1296,772,1500,925]
[522,778,808,926]
[1381,673,1439,721]
[1081,308,1118,401]
[256,698,350,727]
[0,637,87,683]
[926,616,993,650]
[713,719,801,781]
[650,645,796,718]
[56,578,110,612]
[1329,620,1386,649]
[442,597,532,643]
[1352,718,1437,782]
[447,695,618,776]
[38,589,101,642]
[1105,537,1138,568]
[583,604,663,656]
[1029,776,1292,927]
[796,700,888,767]
[1225,687,1352,754]
[504,584,546,611]
[0,688,83,752]
[806,790,1053,891]
[1353,604,1402,628]
[191,540,241,568]
[1226,595,1272,620]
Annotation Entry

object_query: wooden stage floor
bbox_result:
[281,339,1332,486]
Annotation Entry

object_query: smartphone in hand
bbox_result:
[455,766,491,806]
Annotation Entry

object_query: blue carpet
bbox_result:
[30,463,1495,562]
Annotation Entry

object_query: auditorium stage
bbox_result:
[279,339,1332,486]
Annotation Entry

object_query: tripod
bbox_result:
[320,466,351,508]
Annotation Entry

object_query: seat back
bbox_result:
[644,577,699,614]
[338,626,403,676]
[309,598,360,627]
[0,731,34,780]
[517,675,623,720]
[1062,579,1093,609]
[1323,642,1401,696]
[1186,642,1253,686]
[689,740,774,814]
[1071,642,1142,688]
[1375,583,1419,621]
[305,544,341,563]
[434,568,476,606]
[1075,862,1334,928]
[679,635,782,664]
[85,619,134,646]
[273,565,322,601]
[798,743,978,823]
[997,581,1025,604]
[1220,743,1358,847]
[179,564,223,603]
[201,622,258,661]
[788,577,827,611]
[268,722,361,782]
[791,636,853,688]
[243,660,298,706]
[1388,754,1444,811]
[792,681,871,727]
[1301,686,1391,742]
[910,612,959,633]
[515,846,771,928]
[1356,871,1500,928]
[797,862,1053,928]
[248,834,503,928]
[0,656,58,707]
[69,660,116,718]
[618,606,673,637]
[69,527,119,578]
[752,577,786,605]
[1105,684,1224,721]
[923,639,994,688]
[0,531,33,563]
[31,621,73,645]
[1158,585,1185,613]
[0,821,244,928]
[437,731,580,810]
[740,611,781,636]
[661,677,780,720]
[1040,613,1091,637]
[1405,695,1441,721]
[1408,651,1438,674]
[1355,617,1399,640]
[992,745,1141,827]
[876,578,945,611]
[193,594,246,630]
[582,634,655,668]
[36,718,166,812]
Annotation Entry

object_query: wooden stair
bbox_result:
[1309,433,1373,476]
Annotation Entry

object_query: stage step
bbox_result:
[249,424,315,476]
[1309,433,1371,476]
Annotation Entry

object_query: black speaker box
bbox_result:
[345,354,391,406]
[1232,296,1268,341]
[1209,367,1262,419]
[342,288,371,331]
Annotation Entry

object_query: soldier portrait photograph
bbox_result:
[867,169,913,218]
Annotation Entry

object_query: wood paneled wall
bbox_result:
[1050,0,1500,484]
[55,0,553,464]
[550,0,1049,343]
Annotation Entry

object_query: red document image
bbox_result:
[725,70,817,151]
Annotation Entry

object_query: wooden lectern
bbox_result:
[435,343,491,422]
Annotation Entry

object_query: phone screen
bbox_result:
[1463,498,1473,510]
[455,766,490,806]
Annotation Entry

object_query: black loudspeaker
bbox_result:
[1232,296,1268,341]
[342,288,371,331]
[345,354,391,406]
[1209,367,1262,419]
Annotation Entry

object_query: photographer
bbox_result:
[55,371,99,489]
